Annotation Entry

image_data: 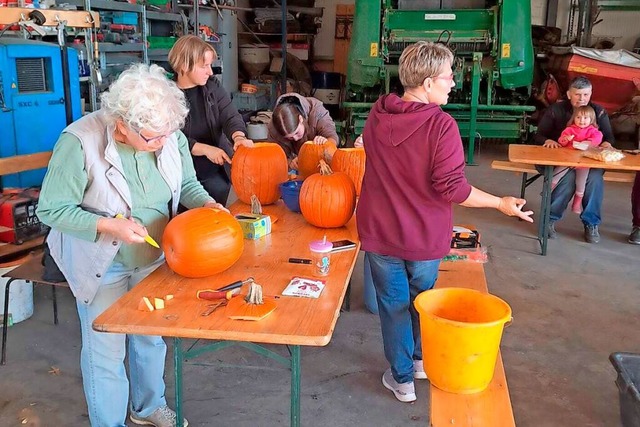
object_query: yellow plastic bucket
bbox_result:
[414,287,512,394]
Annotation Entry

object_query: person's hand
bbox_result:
[600,141,612,149]
[204,146,232,165]
[543,139,561,149]
[233,137,254,151]
[289,156,299,170]
[312,136,328,145]
[204,200,230,213]
[354,135,364,148]
[98,216,148,245]
[497,197,534,223]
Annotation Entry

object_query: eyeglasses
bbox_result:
[137,129,173,145]
[433,73,455,82]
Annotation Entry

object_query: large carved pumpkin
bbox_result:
[300,160,356,228]
[162,207,244,278]
[297,139,337,179]
[330,147,365,196]
[231,143,288,205]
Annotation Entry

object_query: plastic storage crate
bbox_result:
[610,352,640,427]
[147,36,177,50]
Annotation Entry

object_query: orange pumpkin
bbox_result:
[231,143,288,205]
[330,147,366,196]
[162,207,244,278]
[300,160,356,228]
[297,139,338,179]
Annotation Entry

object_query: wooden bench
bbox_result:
[0,151,69,366]
[491,160,636,199]
[431,261,515,427]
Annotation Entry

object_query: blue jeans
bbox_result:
[76,258,166,427]
[550,167,603,226]
[366,251,441,384]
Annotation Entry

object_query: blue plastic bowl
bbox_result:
[279,180,304,213]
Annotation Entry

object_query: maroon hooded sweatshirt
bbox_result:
[356,93,472,261]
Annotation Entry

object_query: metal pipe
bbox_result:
[342,102,374,108]
[446,104,536,112]
[280,0,287,95]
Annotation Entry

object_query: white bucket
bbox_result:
[247,122,269,140]
[0,256,34,325]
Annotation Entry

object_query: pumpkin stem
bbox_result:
[250,195,263,215]
[318,159,333,176]
[245,282,264,305]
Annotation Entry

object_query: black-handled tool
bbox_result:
[288,258,312,264]
[218,277,254,292]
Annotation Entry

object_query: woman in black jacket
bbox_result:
[169,35,254,205]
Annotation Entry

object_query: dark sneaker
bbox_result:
[629,227,640,245]
[584,225,600,244]
[547,222,558,239]
[382,368,416,402]
[130,405,188,427]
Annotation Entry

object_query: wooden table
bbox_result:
[509,145,640,255]
[93,201,360,427]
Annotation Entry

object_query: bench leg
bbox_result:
[51,285,59,325]
[2,278,18,366]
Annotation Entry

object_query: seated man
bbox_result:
[534,76,615,244]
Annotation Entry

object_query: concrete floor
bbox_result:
[1,144,639,427]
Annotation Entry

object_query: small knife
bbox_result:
[218,277,254,292]
[116,214,160,248]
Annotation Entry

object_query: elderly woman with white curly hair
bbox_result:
[36,64,221,427]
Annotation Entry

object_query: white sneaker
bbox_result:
[382,368,417,402]
[130,405,188,427]
[413,360,428,380]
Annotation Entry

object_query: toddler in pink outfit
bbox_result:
[552,105,606,214]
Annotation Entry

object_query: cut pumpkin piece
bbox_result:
[164,294,174,302]
[154,298,165,310]
[138,296,155,312]
[227,282,276,321]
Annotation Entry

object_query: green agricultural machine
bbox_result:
[343,0,535,163]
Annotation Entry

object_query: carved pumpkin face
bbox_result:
[162,207,244,278]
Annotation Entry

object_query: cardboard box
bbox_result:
[235,214,272,240]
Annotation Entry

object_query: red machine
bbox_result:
[548,47,640,114]
[0,189,48,245]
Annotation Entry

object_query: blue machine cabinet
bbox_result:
[0,38,81,189]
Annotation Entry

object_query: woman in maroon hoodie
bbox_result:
[356,41,534,403]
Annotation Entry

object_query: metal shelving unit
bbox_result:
[61,0,184,111]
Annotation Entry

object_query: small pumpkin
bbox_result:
[227,282,277,321]
[330,147,366,196]
[297,139,337,179]
[231,143,288,205]
[299,160,356,228]
[162,207,244,278]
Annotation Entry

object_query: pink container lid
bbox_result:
[309,240,333,253]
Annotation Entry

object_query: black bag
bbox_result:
[41,232,66,283]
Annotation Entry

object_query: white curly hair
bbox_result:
[100,63,188,134]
